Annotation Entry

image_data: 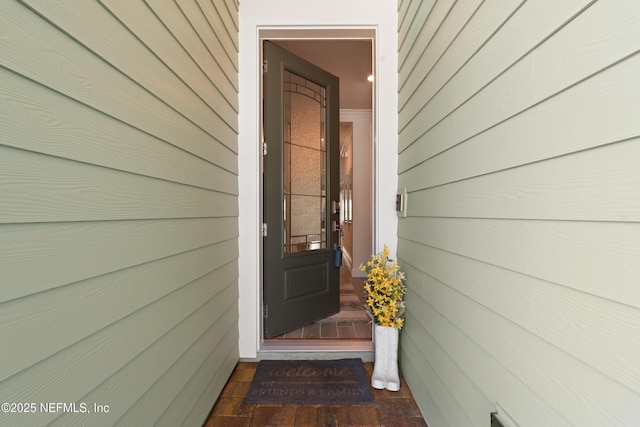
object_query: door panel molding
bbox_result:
[284,264,328,301]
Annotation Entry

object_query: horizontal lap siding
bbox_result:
[0,1,239,426]
[397,1,640,426]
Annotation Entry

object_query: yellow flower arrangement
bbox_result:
[359,245,406,329]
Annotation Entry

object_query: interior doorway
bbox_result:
[260,34,375,351]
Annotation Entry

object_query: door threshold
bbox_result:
[260,339,373,353]
[256,340,373,362]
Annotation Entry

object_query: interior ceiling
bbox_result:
[273,40,373,110]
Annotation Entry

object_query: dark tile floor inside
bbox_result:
[205,361,428,426]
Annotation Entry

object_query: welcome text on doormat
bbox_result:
[244,359,373,405]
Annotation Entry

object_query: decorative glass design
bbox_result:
[283,70,327,253]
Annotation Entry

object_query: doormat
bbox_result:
[244,358,373,405]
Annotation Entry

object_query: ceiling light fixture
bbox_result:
[367,75,374,82]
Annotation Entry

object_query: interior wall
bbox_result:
[341,110,373,277]
[396,0,640,426]
[340,121,354,267]
[238,0,398,358]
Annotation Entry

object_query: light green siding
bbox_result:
[0,0,239,426]
[397,1,640,426]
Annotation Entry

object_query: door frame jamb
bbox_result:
[257,27,378,353]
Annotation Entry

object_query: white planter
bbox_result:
[371,324,400,391]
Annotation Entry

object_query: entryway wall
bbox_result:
[341,109,373,278]
[237,0,399,359]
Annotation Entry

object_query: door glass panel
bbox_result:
[283,69,327,253]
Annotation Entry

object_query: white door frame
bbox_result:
[237,0,398,359]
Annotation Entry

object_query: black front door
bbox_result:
[262,41,340,338]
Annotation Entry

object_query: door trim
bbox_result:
[258,28,376,352]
